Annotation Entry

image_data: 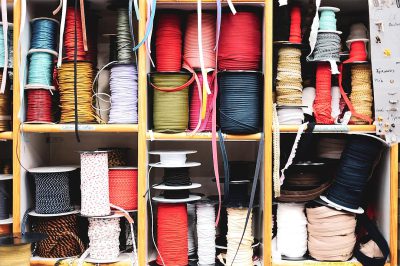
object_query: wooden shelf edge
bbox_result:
[0,131,12,140]
[277,125,376,133]
[146,131,262,140]
[21,124,139,133]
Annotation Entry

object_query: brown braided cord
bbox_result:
[33,214,85,258]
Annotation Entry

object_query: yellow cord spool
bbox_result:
[150,72,194,132]
[0,244,31,266]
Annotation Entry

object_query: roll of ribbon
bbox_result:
[109,167,138,211]
[80,151,111,217]
[87,217,121,260]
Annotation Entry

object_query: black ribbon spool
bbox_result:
[163,189,190,199]
[324,135,384,210]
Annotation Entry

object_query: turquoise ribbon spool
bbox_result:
[0,25,13,68]
[27,51,55,86]
[319,10,337,31]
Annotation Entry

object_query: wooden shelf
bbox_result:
[146,131,262,141]
[21,124,138,133]
[273,261,390,266]
[277,125,376,133]
[0,131,12,140]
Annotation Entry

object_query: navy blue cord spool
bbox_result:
[30,18,59,51]
[324,135,383,211]
[218,71,263,134]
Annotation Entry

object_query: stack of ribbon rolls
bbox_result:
[0,173,12,227]
[149,150,202,265]
[25,166,85,258]
[25,18,59,123]
[273,4,305,125]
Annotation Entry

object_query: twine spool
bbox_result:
[80,151,110,217]
[349,64,373,124]
[226,208,253,266]
[30,169,74,214]
[0,244,31,266]
[109,167,138,211]
[307,205,356,261]
[58,61,95,123]
[33,214,85,258]
[157,203,188,266]
[26,89,53,123]
[276,203,307,258]
[150,73,193,132]
[88,217,121,260]
[30,18,59,51]
[275,46,303,105]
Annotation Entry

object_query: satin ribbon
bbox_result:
[133,0,156,52]
[1,0,8,94]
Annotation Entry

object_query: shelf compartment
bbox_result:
[277,125,376,133]
[0,131,12,140]
[21,124,138,133]
[146,131,262,141]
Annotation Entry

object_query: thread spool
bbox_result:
[187,203,196,257]
[218,10,262,70]
[25,89,53,123]
[87,216,121,261]
[275,46,303,106]
[0,179,11,220]
[218,71,262,134]
[32,214,84,258]
[27,50,57,87]
[0,23,13,68]
[157,203,188,265]
[155,13,183,72]
[0,244,31,266]
[349,64,373,124]
[80,151,110,217]
[150,72,193,132]
[109,167,138,211]
[321,135,383,213]
[306,205,356,261]
[30,18,59,51]
[226,208,253,266]
[108,64,138,124]
[183,12,216,69]
[289,6,302,44]
[196,202,216,265]
[189,72,214,131]
[276,203,307,258]
[116,8,134,63]
[313,62,333,124]
[29,166,77,214]
[58,61,95,123]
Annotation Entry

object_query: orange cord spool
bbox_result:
[109,167,138,210]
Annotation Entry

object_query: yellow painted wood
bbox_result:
[264,0,273,265]
[390,144,398,266]
[21,124,138,133]
[146,132,262,141]
[137,0,148,264]
[12,0,21,234]
[0,131,12,140]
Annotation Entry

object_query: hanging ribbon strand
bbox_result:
[155,13,182,72]
[218,10,262,70]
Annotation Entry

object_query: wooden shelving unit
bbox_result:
[9,1,399,266]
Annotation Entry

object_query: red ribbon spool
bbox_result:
[345,41,368,63]
[289,6,302,44]
[109,167,138,211]
[313,62,333,124]
[26,89,53,123]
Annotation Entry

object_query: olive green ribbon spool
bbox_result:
[150,72,194,132]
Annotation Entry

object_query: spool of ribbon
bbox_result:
[345,23,369,64]
[0,179,11,220]
[277,107,304,125]
[313,62,333,124]
[109,167,138,211]
[319,9,337,31]
[289,6,302,43]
